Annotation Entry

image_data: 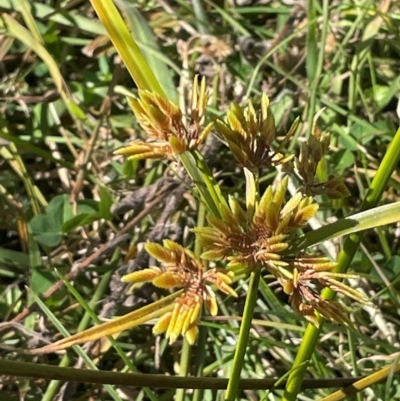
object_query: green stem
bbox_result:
[193,321,208,401]
[306,0,329,137]
[282,126,400,401]
[180,150,228,218]
[0,358,370,390]
[225,268,261,401]
[191,0,210,34]
[175,339,192,401]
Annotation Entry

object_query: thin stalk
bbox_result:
[306,0,329,137]
[282,126,400,401]
[347,329,362,401]
[175,339,192,401]
[191,0,210,34]
[225,268,261,401]
[0,359,369,390]
[193,201,207,401]
[193,321,208,401]
[203,353,234,377]
[180,150,228,218]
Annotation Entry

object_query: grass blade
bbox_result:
[89,0,165,95]
[116,0,177,101]
[289,201,400,252]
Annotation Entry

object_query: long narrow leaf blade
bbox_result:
[290,201,400,252]
[89,0,165,96]
[27,292,179,354]
[116,0,177,101]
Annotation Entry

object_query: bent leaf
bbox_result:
[27,292,179,354]
[289,201,400,253]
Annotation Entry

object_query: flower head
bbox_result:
[214,94,295,171]
[122,240,237,344]
[193,175,368,327]
[115,77,212,160]
[194,176,318,276]
[295,116,350,199]
[281,255,371,327]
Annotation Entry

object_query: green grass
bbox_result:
[0,1,400,401]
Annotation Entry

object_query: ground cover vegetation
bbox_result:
[0,0,400,400]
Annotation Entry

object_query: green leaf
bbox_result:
[331,149,355,175]
[336,125,359,151]
[61,192,111,232]
[115,0,178,101]
[29,214,62,246]
[62,213,102,232]
[31,267,57,294]
[289,201,400,253]
[29,195,72,247]
[0,247,30,270]
[383,255,400,277]
[98,186,113,220]
[122,159,138,177]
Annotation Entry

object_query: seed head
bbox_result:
[122,240,237,344]
[115,77,212,160]
[194,176,319,275]
[214,94,295,171]
[295,116,350,199]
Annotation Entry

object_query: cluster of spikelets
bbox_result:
[118,77,368,344]
[194,177,369,328]
[122,241,237,344]
[115,78,212,159]
[214,94,296,171]
[294,121,351,199]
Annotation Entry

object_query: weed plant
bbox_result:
[0,1,400,401]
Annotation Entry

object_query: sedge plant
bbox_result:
[22,1,400,401]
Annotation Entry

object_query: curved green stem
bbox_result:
[282,126,400,401]
[180,150,228,218]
